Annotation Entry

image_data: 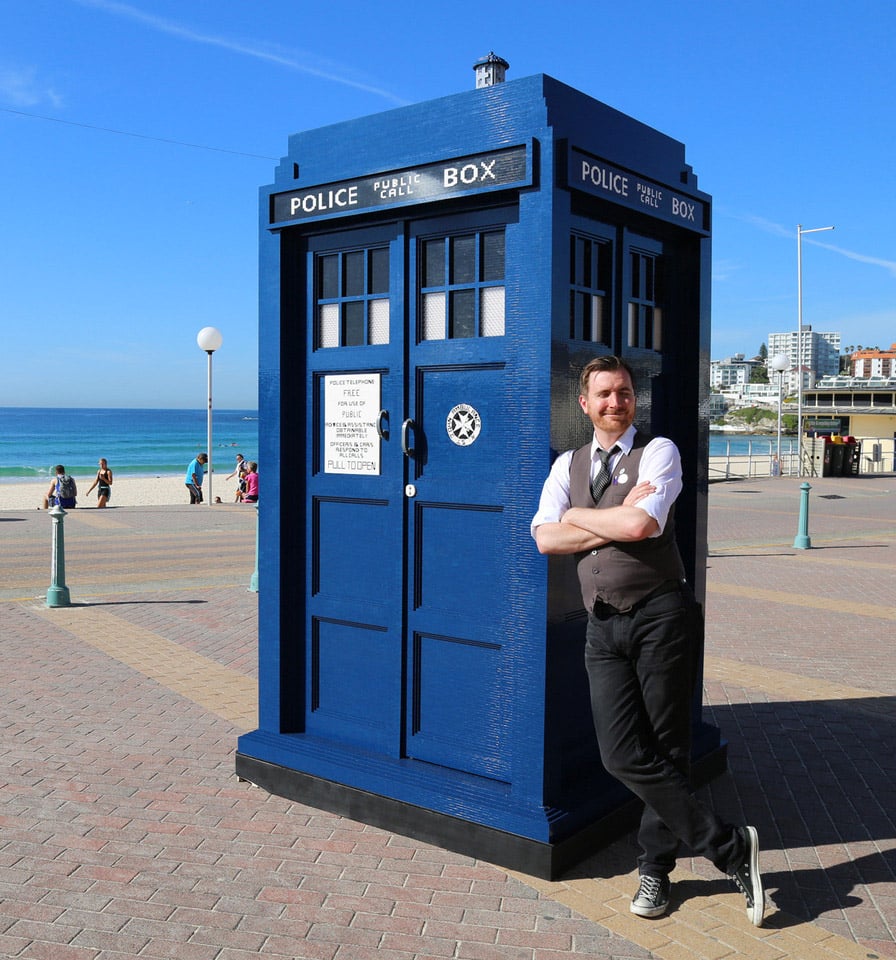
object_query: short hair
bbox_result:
[55,464,65,474]
[579,356,636,396]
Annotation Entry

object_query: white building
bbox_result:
[710,354,761,390]
[767,326,841,385]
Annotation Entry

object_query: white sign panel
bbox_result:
[324,374,382,475]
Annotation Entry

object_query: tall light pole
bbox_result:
[796,224,834,475]
[769,352,789,475]
[197,326,223,506]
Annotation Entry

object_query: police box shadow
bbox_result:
[563,695,896,927]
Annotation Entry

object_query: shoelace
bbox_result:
[636,875,664,902]
[731,866,754,905]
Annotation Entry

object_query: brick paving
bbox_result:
[1,475,894,959]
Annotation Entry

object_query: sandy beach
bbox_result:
[0,474,248,511]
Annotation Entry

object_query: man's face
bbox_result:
[578,368,637,438]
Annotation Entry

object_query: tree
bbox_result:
[758,343,768,360]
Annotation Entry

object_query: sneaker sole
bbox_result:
[744,825,765,926]
[630,901,669,918]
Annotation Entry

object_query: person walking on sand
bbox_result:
[531,355,765,925]
[84,458,113,508]
[41,465,77,510]
[226,453,249,502]
[185,453,208,505]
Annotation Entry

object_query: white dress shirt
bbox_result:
[530,425,683,540]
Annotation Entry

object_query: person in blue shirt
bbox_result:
[185,453,208,504]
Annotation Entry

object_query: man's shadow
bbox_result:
[563,694,896,927]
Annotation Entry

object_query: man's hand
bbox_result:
[623,480,656,506]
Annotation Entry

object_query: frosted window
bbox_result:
[481,286,505,337]
[422,292,446,340]
[369,298,390,345]
[319,303,339,348]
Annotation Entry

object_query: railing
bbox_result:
[707,437,896,481]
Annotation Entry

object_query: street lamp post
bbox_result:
[769,352,789,475]
[796,223,834,475]
[197,326,223,506]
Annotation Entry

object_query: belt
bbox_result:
[592,580,682,617]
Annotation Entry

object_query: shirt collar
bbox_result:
[590,424,637,459]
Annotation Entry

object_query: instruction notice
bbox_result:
[324,373,381,475]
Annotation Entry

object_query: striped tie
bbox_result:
[590,445,618,503]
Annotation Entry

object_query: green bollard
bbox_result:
[46,505,72,607]
[249,502,259,593]
[793,481,812,550]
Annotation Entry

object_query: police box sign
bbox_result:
[271,145,529,224]
[568,148,709,234]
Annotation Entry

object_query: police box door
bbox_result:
[306,208,514,782]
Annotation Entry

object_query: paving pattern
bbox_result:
[1,477,894,959]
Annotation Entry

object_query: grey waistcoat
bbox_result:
[570,431,685,613]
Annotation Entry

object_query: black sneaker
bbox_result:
[630,873,670,917]
[730,825,765,926]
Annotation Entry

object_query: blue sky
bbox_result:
[2,0,894,408]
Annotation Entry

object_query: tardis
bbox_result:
[236,59,723,879]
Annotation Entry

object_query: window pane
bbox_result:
[627,302,638,347]
[423,239,444,287]
[651,307,662,351]
[644,257,655,300]
[596,242,611,292]
[343,300,364,345]
[450,289,475,338]
[369,247,389,293]
[481,231,505,281]
[344,251,365,297]
[590,294,606,343]
[451,235,476,284]
[319,255,338,299]
[422,292,445,340]
[319,303,339,348]
[631,253,641,298]
[481,286,505,336]
[368,298,389,345]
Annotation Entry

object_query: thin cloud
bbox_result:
[0,65,63,108]
[722,209,896,279]
[74,0,410,106]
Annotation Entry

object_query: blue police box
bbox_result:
[236,59,723,879]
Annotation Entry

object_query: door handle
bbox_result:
[401,418,416,459]
[376,409,389,440]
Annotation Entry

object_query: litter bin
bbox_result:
[842,439,860,476]
[828,442,846,477]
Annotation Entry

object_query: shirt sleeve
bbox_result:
[530,450,574,538]
[633,437,683,535]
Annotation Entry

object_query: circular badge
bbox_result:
[446,403,482,446]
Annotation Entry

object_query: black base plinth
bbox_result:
[235,742,727,880]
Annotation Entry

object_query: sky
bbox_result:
[2,0,894,409]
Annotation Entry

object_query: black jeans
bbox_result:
[584,585,741,877]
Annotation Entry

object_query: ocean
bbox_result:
[0,408,259,483]
[0,407,785,485]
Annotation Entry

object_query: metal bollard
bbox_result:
[792,481,812,550]
[249,502,259,593]
[46,505,72,607]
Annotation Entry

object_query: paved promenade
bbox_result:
[1,475,894,960]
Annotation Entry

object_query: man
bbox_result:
[42,465,77,509]
[185,453,208,505]
[531,355,764,925]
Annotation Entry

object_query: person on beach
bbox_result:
[531,355,765,926]
[225,453,249,502]
[84,458,113,508]
[185,453,208,505]
[41,465,77,510]
[241,462,259,503]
